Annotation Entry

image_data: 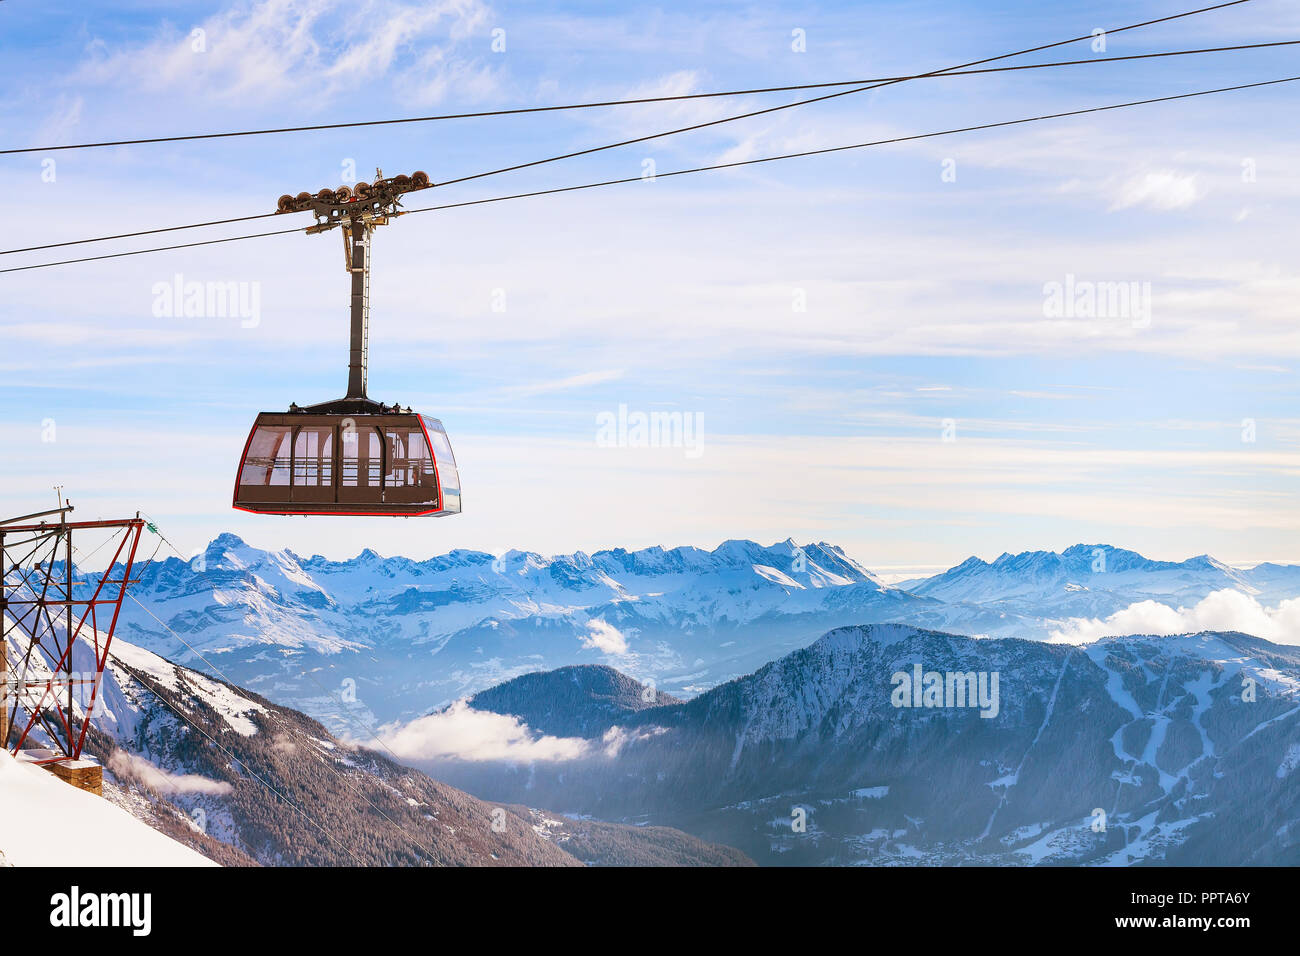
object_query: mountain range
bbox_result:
[422,624,1300,866]
[899,543,1299,610]
[98,535,1299,736]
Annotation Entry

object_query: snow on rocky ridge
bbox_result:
[899,544,1273,605]
[86,536,1300,734]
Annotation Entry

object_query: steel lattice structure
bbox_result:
[0,504,144,762]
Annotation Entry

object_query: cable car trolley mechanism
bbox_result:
[233,171,461,517]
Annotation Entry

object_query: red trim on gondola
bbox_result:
[232,505,446,516]
[231,420,260,510]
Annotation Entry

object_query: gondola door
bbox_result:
[288,423,335,506]
[338,421,386,509]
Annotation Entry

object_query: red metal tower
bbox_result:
[0,502,145,764]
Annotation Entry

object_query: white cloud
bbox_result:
[504,369,624,398]
[75,0,493,104]
[1050,589,1300,645]
[581,618,629,655]
[32,95,85,147]
[375,700,592,762]
[373,701,663,764]
[621,69,705,103]
[107,751,233,795]
[1110,171,1202,211]
[599,723,667,757]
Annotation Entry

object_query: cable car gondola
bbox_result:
[233,171,461,518]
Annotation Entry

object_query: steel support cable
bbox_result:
[2,73,1295,275]
[0,32,1284,159]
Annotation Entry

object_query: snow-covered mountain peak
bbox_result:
[1183,553,1235,573]
[905,543,1258,604]
[202,531,267,570]
[713,538,770,564]
[816,621,923,652]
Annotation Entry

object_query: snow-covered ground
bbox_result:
[0,750,214,867]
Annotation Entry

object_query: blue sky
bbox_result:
[2,0,1298,570]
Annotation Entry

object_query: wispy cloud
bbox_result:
[504,368,624,398]
[74,0,493,104]
[1110,170,1202,212]
[107,751,233,795]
